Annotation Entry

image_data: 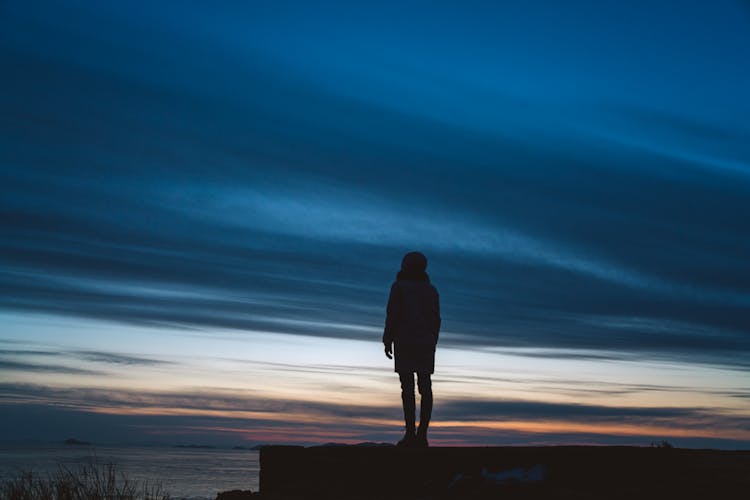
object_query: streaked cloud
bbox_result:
[0,360,100,376]
[71,351,172,367]
[2,383,748,446]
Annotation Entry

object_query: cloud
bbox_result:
[437,399,705,422]
[1,0,749,376]
[0,347,174,379]
[0,360,100,375]
[71,351,172,367]
[0,349,60,357]
[594,105,750,177]
[0,383,396,427]
[2,383,748,447]
[165,181,696,295]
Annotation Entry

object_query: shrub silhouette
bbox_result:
[1,461,169,500]
[650,440,674,449]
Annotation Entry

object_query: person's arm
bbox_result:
[433,288,441,345]
[383,282,400,358]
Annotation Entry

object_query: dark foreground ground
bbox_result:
[219,445,750,499]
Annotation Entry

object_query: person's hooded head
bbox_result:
[397,251,429,282]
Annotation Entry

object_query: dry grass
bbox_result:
[1,461,170,500]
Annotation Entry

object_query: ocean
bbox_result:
[0,443,260,500]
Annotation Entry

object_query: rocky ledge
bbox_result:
[220,445,750,499]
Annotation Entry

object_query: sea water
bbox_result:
[0,443,260,500]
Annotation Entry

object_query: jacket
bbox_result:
[383,277,441,348]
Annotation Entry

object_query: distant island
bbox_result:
[174,444,216,449]
[63,438,92,446]
[233,444,266,450]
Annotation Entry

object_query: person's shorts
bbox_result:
[394,343,435,374]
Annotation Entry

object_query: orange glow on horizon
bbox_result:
[431,420,750,441]
[89,404,750,443]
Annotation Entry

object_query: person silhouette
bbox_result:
[383,251,441,447]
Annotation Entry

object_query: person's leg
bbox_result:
[398,372,416,445]
[416,372,432,446]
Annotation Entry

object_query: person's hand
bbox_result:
[384,342,393,359]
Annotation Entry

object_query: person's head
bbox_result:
[398,251,429,282]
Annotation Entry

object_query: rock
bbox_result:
[259,445,750,499]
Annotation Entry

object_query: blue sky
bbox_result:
[1,0,749,448]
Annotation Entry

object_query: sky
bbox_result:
[1,0,749,449]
